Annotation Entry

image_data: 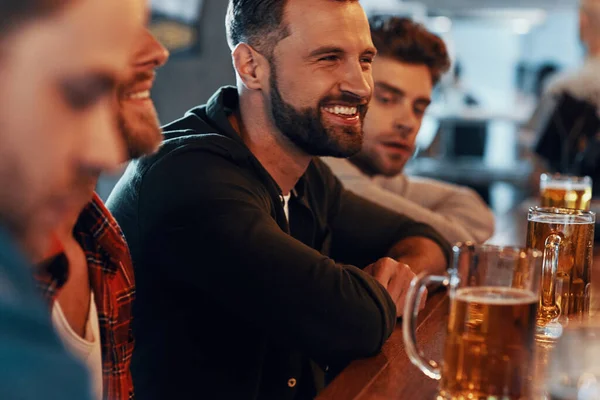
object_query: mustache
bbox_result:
[320,92,369,106]
[118,71,156,94]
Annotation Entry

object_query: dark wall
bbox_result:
[152,0,235,124]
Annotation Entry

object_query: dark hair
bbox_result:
[0,0,70,40]
[369,15,451,85]
[226,0,358,59]
[225,0,290,58]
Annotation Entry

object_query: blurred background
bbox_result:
[98,0,585,215]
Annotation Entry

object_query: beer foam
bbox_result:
[540,181,591,191]
[529,213,594,225]
[454,287,538,305]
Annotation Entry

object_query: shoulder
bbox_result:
[403,175,459,190]
[320,157,366,181]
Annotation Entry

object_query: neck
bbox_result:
[234,91,311,195]
[349,154,378,178]
[53,187,97,254]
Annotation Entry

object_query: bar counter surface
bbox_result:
[318,200,600,400]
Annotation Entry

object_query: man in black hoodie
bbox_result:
[107,0,450,399]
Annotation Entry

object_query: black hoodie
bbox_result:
[107,86,450,400]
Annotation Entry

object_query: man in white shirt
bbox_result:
[324,16,494,244]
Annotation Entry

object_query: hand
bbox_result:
[364,257,427,317]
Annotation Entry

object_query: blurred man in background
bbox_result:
[0,0,144,398]
[525,0,600,193]
[36,28,169,400]
[545,0,600,106]
[325,16,495,244]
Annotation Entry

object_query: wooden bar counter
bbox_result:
[318,201,600,400]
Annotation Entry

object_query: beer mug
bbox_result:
[540,174,592,211]
[403,244,542,400]
[526,207,595,341]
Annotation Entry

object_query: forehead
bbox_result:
[7,0,144,79]
[373,57,433,97]
[280,0,373,53]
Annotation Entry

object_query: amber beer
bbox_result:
[403,245,541,399]
[540,174,592,211]
[526,208,594,340]
[440,287,537,399]
[541,185,592,210]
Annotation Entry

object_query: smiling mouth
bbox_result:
[125,90,151,100]
[321,105,361,125]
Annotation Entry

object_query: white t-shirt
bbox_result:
[282,194,291,221]
[52,293,102,400]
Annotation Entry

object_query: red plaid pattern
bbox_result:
[36,193,135,400]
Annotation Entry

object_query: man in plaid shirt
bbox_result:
[35,27,169,400]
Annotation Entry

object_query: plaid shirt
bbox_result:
[35,193,135,400]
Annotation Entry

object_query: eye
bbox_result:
[60,75,114,111]
[414,105,428,117]
[318,55,340,62]
[375,92,397,105]
[360,56,374,64]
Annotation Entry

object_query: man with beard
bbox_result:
[107,1,450,399]
[324,17,495,244]
[35,28,169,400]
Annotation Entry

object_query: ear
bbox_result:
[232,43,269,91]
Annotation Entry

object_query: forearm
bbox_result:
[386,237,448,275]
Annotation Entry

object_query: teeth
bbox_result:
[128,90,150,100]
[323,106,357,116]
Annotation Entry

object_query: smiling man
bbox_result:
[325,16,494,244]
[35,27,169,400]
[107,1,450,399]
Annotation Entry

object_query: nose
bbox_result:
[393,104,417,138]
[78,102,126,174]
[338,59,372,101]
[132,28,170,69]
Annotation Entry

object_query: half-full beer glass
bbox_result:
[403,244,542,400]
[526,207,595,341]
[540,174,592,211]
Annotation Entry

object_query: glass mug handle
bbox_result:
[539,234,562,323]
[402,272,450,380]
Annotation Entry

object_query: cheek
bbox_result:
[6,85,64,177]
[28,93,87,189]
[275,66,336,109]
[363,107,390,137]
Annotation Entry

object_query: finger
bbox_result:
[371,258,396,286]
[389,265,415,317]
[387,263,411,302]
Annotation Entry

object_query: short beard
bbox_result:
[117,106,162,159]
[269,66,366,158]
